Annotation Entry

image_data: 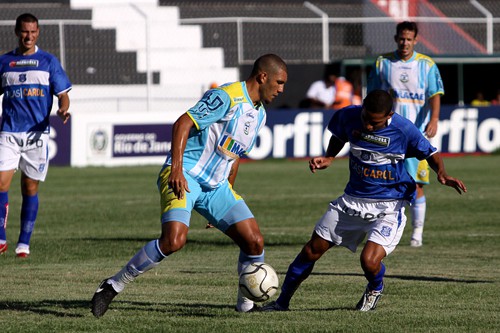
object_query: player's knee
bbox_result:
[158,235,186,255]
[246,232,264,254]
[360,256,381,274]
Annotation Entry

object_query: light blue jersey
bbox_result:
[328,105,437,201]
[0,46,72,132]
[368,51,444,132]
[164,81,266,189]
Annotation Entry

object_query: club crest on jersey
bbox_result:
[218,134,246,159]
[381,226,392,237]
[19,74,27,82]
[361,151,371,161]
[360,133,390,147]
[399,72,409,83]
[10,59,39,68]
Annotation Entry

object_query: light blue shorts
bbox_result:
[157,166,254,232]
[404,157,430,185]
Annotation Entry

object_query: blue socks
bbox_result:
[366,262,385,292]
[0,192,8,242]
[18,194,39,246]
[276,255,315,309]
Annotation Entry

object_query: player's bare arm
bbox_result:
[228,158,240,186]
[56,92,70,124]
[425,94,441,138]
[309,136,344,173]
[426,153,467,194]
[168,113,194,199]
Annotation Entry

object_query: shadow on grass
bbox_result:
[310,271,493,284]
[81,237,307,247]
[0,299,89,317]
[0,299,238,318]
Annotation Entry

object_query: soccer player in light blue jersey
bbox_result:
[261,90,466,312]
[368,21,444,247]
[91,54,288,318]
[0,13,71,258]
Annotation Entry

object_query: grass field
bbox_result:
[0,155,499,333]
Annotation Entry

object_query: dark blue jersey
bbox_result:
[0,47,72,132]
[328,105,437,201]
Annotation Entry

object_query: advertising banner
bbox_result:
[43,106,500,166]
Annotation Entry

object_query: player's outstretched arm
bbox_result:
[309,136,345,173]
[427,153,467,194]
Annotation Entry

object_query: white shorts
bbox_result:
[0,132,49,181]
[314,194,407,255]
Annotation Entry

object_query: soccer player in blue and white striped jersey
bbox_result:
[368,21,444,247]
[91,54,288,318]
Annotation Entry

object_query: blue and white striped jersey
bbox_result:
[328,105,437,201]
[165,81,266,189]
[0,46,72,132]
[367,51,444,132]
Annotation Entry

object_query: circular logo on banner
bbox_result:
[90,129,108,154]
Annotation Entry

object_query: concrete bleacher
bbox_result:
[0,3,156,86]
[68,0,238,113]
[1,0,238,113]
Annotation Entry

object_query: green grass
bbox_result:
[0,155,499,332]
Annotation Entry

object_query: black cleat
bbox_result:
[91,279,118,318]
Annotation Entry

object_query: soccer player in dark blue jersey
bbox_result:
[0,13,72,258]
[262,90,466,312]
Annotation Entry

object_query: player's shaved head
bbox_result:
[251,54,287,76]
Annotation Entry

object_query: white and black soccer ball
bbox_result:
[239,262,279,302]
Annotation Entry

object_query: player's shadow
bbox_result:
[310,271,493,284]
[0,299,89,317]
[82,237,307,247]
[0,299,237,318]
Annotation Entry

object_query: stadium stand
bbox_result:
[0,2,156,85]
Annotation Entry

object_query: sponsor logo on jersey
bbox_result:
[9,59,39,67]
[360,133,390,147]
[350,160,395,181]
[218,134,246,159]
[233,96,244,103]
[392,90,425,102]
[5,87,45,98]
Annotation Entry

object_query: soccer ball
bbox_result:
[239,262,279,302]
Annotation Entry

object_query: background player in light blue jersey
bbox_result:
[0,13,71,258]
[367,21,444,247]
[261,90,466,312]
[91,54,288,318]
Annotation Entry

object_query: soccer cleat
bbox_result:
[15,245,30,258]
[91,279,119,318]
[410,239,423,247]
[260,301,289,312]
[356,285,383,311]
[0,243,7,255]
